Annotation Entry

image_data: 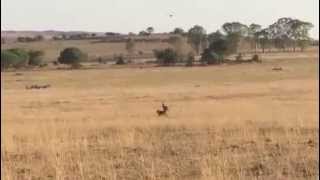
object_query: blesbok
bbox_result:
[156,103,169,116]
[26,84,51,90]
[272,67,283,71]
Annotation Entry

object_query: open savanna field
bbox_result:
[1,49,319,180]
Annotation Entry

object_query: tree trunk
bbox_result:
[196,43,201,56]
[254,41,257,54]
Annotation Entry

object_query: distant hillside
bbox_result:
[1,30,175,44]
[1,30,106,41]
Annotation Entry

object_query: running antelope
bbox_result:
[156,103,169,116]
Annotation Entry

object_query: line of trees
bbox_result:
[2,17,315,70]
[1,47,89,71]
[17,35,44,43]
[184,17,314,56]
[154,17,314,66]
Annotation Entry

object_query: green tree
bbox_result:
[115,54,126,65]
[200,49,223,65]
[201,35,228,65]
[58,47,87,67]
[146,27,154,34]
[28,50,45,66]
[249,24,262,36]
[187,25,207,55]
[9,49,29,67]
[208,38,229,56]
[225,33,242,54]
[172,28,185,35]
[139,31,149,36]
[1,50,20,70]
[1,49,29,70]
[268,17,293,51]
[208,31,224,44]
[185,52,195,66]
[222,22,249,54]
[35,35,44,41]
[222,22,249,36]
[153,48,178,66]
[288,19,313,51]
[248,24,262,53]
[256,28,271,53]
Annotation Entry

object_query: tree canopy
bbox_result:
[58,47,88,66]
[187,25,207,55]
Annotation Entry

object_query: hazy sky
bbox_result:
[2,0,319,38]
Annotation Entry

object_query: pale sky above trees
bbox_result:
[1,0,319,38]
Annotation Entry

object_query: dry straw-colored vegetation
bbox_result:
[1,48,319,179]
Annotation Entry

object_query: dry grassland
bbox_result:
[1,50,319,179]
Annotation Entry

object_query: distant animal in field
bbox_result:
[42,84,51,88]
[14,73,23,76]
[272,67,283,71]
[162,103,168,111]
[156,103,169,116]
[26,84,51,90]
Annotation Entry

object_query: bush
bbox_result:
[1,51,19,70]
[58,47,87,66]
[252,54,261,62]
[235,53,243,61]
[139,31,149,36]
[186,52,195,66]
[138,51,144,55]
[208,38,229,56]
[28,50,44,66]
[52,36,61,40]
[115,55,126,65]
[34,35,44,41]
[1,49,29,70]
[97,57,108,64]
[200,48,223,65]
[153,48,178,66]
[39,63,48,68]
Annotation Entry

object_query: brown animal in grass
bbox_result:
[272,67,283,71]
[26,84,51,90]
[42,84,51,88]
[156,103,169,116]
